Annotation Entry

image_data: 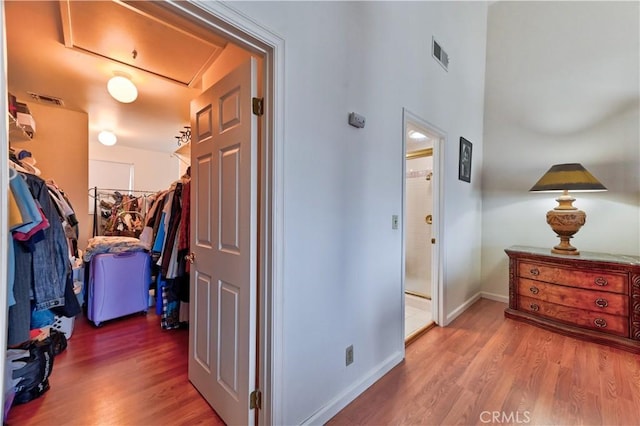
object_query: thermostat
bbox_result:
[348,112,366,128]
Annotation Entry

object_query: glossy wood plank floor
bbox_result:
[6,311,224,426]
[8,299,640,425]
[329,298,640,426]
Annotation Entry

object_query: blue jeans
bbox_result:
[31,303,55,328]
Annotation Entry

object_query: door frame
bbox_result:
[1,2,10,422]
[0,1,286,424]
[171,3,285,425]
[401,109,445,331]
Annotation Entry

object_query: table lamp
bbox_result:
[530,163,607,255]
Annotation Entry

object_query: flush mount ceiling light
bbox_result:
[408,130,428,140]
[98,130,117,146]
[107,74,138,103]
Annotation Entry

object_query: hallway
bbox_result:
[329,298,640,426]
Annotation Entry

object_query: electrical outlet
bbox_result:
[345,345,354,366]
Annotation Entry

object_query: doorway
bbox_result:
[402,110,443,343]
[0,2,284,424]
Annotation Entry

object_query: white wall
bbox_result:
[222,1,488,424]
[481,2,640,300]
[89,141,180,192]
[405,156,433,297]
[88,141,180,241]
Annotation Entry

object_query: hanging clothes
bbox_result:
[89,188,151,238]
[8,166,81,347]
[141,174,191,330]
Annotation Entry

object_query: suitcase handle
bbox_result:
[114,251,139,258]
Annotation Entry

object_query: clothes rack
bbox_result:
[89,187,158,238]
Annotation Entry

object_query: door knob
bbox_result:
[185,252,195,264]
[425,214,433,224]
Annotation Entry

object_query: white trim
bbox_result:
[480,291,509,304]
[179,3,284,425]
[445,291,482,325]
[0,3,9,422]
[301,351,404,425]
[150,2,287,424]
[402,109,447,328]
[435,136,446,326]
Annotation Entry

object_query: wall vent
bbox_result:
[28,92,65,107]
[432,37,449,71]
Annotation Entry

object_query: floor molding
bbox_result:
[480,291,508,304]
[445,291,482,325]
[302,351,404,425]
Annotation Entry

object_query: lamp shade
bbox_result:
[530,163,607,192]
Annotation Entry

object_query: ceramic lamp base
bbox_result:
[546,208,586,256]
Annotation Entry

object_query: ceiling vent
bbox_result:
[432,37,449,71]
[28,92,65,107]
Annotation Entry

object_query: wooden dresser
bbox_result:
[504,246,640,353]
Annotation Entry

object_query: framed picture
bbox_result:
[458,137,472,183]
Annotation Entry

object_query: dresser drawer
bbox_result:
[518,295,628,337]
[518,278,629,316]
[518,261,627,294]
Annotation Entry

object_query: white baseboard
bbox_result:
[444,291,482,325]
[302,292,508,424]
[480,291,508,304]
[302,351,404,425]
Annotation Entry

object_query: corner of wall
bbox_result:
[444,291,482,325]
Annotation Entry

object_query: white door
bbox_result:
[188,58,258,426]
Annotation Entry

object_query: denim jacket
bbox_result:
[16,174,69,310]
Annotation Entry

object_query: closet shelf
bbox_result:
[174,141,190,157]
[8,112,34,142]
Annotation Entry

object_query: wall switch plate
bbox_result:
[348,112,365,128]
[392,215,399,230]
[346,345,354,366]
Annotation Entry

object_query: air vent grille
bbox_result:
[432,37,449,71]
[28,92,65,107]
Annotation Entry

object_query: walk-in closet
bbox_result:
[3,1,259,423]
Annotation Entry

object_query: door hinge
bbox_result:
[252,97,264,116]
[250,389,262,410]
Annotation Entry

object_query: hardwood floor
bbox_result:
[5,311,224,426]
[328,298,640,426]
[7,299,640,425]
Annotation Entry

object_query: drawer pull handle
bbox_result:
[529,286,539,295]
[529,268,540,276]
[530,303,540,312]
[595,298,608,308]
[594,318,607,328]
[594,277,608,286]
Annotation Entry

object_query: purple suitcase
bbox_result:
[88,251,151,326]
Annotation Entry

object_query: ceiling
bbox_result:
[5,0,228,153]
[406,122,435,153]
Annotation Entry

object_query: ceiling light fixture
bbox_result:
[98,130,117,146]
[107,73,138,103]
[409,130,428,140]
